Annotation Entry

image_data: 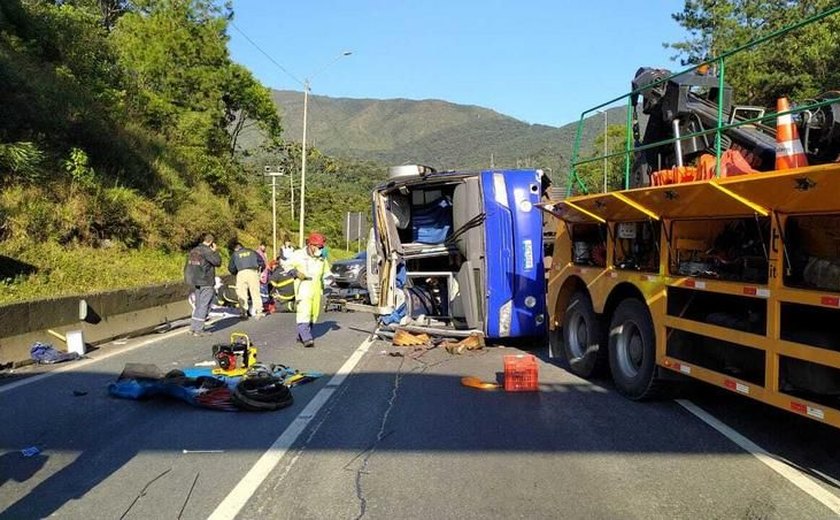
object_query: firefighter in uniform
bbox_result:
[228,242,266,319]
[287,232,331,347]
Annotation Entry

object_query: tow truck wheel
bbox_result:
[561,291,606,378]
[608,298,661,400]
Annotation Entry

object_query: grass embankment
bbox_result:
[0,243,359,305]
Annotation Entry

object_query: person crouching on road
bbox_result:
[184,233,222,336]
[287,232,330,348]
[229,242,266,320]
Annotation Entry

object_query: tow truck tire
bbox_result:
[561,291,606,378]
[608,298,661,400]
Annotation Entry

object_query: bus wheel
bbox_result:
[608,298,661,400]
[561,291,605,378]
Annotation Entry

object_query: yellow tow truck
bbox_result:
[546,6,840,428]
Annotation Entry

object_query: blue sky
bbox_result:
[228,1,689,127]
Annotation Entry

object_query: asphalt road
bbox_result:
[2,308,840,519]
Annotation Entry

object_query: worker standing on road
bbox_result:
[184,233,222,337]
[229,242,266,320]
[257,242,270,309]
[287,232,330,348]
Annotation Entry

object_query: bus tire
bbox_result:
[561,291,606,378]
[607,298,662,400]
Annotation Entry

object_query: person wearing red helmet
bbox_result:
[286,232,331,347]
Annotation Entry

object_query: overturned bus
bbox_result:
[365,165,548,341]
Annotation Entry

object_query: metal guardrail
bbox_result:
[565,5,840,197]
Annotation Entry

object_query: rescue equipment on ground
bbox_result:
[108,361,321,412]
[211,332,257,377]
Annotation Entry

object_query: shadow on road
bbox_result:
[3,342,840,518]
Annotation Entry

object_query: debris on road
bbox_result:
[503,354,539,392]
[392,329,430,346]
[20,446,40,457]
[72,390,88,397]
[460,376,500,391]
[441,333,484,355]
[29,342,80,364]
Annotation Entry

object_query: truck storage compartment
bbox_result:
[613,220,660,272]
[667,286,766,334]
[780,302,840,352]
[569,222,607,267]
[666,329,765,385]
[784,215,840,292]
[668,217,770,283]
[780,356,840,408]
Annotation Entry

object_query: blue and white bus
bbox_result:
[366,165,547,340]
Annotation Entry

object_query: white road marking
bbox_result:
[0,321,204,395]
[677,399,840,515]
[208,335,376,520]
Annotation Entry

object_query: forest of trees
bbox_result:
[0,0,383,301]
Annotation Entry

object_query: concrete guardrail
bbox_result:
[0,281,197,365]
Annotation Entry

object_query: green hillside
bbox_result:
[257,91,627,186]
[0,1,376,303]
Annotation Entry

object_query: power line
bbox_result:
[229,21,303,88]
[229,22,441,168]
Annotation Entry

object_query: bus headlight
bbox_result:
[535,314,545,325]
[524,296,537,308]
[518,200,533,212]
[499,300,512,336]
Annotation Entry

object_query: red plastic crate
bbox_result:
[503,354,539,392]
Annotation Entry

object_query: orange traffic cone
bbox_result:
[775,97,809,170]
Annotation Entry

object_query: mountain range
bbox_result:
[263,90,626,187]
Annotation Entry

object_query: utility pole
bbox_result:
[298,79,309,249]
[263,166,285,260]
[297,51,352,249]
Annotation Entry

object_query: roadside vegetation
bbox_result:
[0,0,382,303]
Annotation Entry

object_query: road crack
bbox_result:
[352,348,467,519]
[353,356,406,520]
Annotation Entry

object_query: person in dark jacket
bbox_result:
[184,234,222,336]
[229,242,266,320]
